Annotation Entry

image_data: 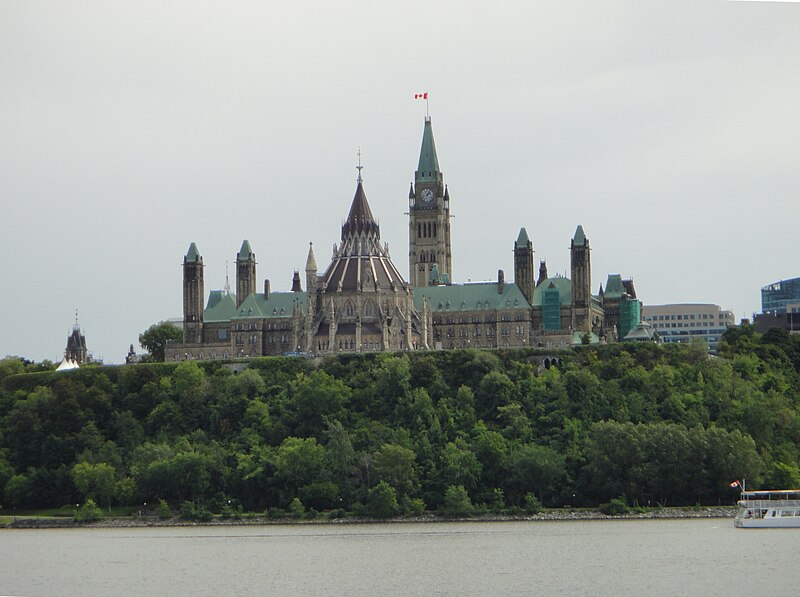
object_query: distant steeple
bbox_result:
[538,260,548,287]
[342,167,380,240]
[572,225,587,246]
[416,117,441,183]
[514,227,534,304]
[291,270,302,292]
[183,242,204,343]
[236,240,257,307]
[305,242,317,272]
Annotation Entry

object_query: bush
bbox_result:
[599,496,630,516]
[180,501,213,521]
[157,499,172,520]
[401,495,425,516]
[74,499,103,522]
[327,508,347,520]
[367,481,399,518]
[442,485,473,516]
[288,497,305,519]
[267,507,287,519]
[524,493,543,515]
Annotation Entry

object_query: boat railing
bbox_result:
[739,498,800,508]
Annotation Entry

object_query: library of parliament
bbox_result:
[165,118,643,361]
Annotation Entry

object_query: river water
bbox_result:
[1,519,798,596]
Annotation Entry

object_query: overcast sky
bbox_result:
[2,1,799,363]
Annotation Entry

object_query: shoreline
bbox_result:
[2,507,735,529]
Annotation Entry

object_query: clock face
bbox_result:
[421,188,434,203]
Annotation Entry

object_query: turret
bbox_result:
[570,225,592,330]
[514,227,534,304]
[236,240,256,308]
[183,242,204,344]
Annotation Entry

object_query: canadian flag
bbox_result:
[729,480,740,488]
[414,92,428,100]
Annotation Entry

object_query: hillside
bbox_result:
[1,325,799,516]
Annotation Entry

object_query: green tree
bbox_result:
[72,462,117,511]
[442,485,473,516]
[372,443,417,496]
[139,322,183,362]
[367,481,399,518]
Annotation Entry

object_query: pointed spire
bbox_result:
[416,117,441,182]
[238,239,253,261]
[342,178,379,239]
[305,242,317,272]
[516,227,531,248]
[224,261,231,295]
[185,242,201,263]
[408,183,415,199]
[572,225,587,246]
[291,270,302,292]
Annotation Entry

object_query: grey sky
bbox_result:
[2,1,799,363]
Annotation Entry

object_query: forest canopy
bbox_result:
[1,325,799,515]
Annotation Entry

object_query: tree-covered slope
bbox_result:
[1,326,798,514]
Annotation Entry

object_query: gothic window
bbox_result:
[364,301,375,317]
[418,223,422,238]
[433,222,437,237]
[345,301,355,317]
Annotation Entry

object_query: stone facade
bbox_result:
[166,117,641,361]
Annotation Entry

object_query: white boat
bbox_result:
[735,489,800,528]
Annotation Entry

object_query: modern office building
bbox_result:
[761,277,800,315]
[642,304,734,352]
[753,277,800,334]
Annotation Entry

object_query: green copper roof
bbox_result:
[530,277,572,307]
[232,291,307,320]
[516,227,530,248]
[416,118,440,182]
[413,282,531,312]
[572,225,586,246]
[604,274,625,299]
[204,291,237,323]
[185,242,201,263]
[238,240,253,261]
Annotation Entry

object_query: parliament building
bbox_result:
[165,118,642,361]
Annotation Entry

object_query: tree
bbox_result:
[72,462,117,511]
[139,322,183,362]
[367,481,399,518]
[372,443,417,496]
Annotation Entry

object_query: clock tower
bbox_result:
[408,116,452,287]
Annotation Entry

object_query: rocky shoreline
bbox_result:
[2,507,735,529]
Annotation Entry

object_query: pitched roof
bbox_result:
[572,225,587,246]
[604,274,626,299]
[232,291,307,320]
[238,239,253,261]
[516,227,531,249]
[530,277,572,306]
[204,291,238,323]
[185,242,201,263]
[413,282,531,312]
[342,181,379,238]
[416,117,441,182]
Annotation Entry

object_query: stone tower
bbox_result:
[65,311,88,365]
[408,117,452,287]
[514,227,534,304]
[236,239,256,307]
[570,225,592,331]
[183,242,204,344]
